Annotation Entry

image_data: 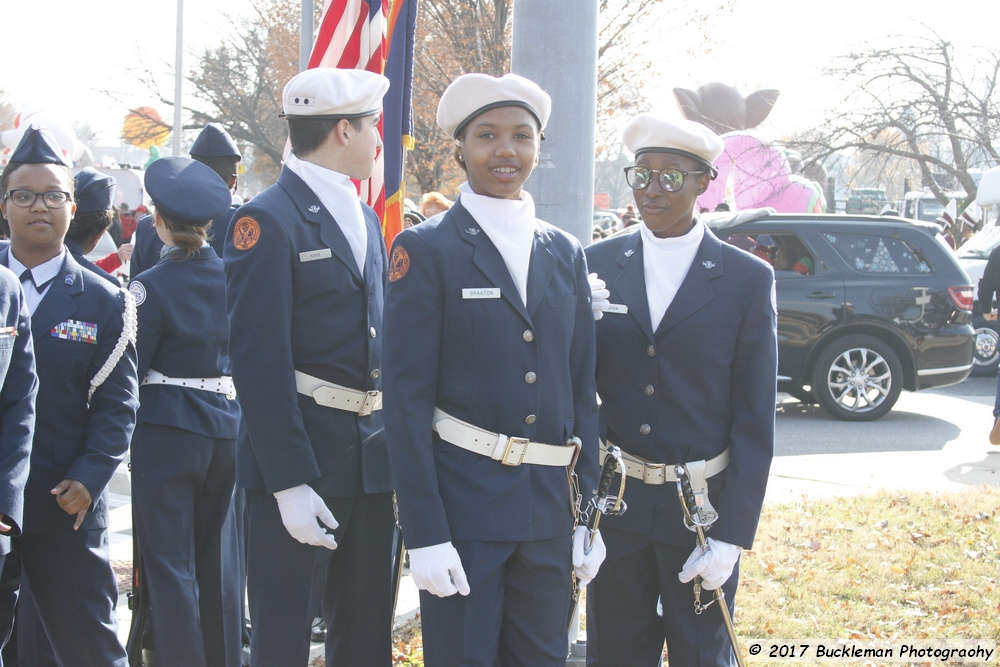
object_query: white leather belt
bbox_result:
[601,441,729,485]
[432,408,577,467]
[295,370,382,416]
[142,369,236,400]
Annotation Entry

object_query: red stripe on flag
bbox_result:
[309,0,350,68]
[336,9,368,68]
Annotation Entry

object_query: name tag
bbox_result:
[462,288,501,299]
[606,304,628,314]
[299,248,332,263]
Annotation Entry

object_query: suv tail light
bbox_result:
[948,286,974,312]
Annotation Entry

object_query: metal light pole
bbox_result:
[172,0,184,156]
[511,0,599,246]
[301,0,314,71]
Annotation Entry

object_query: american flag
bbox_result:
[309,0,388,219]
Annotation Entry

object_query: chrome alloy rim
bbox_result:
[826,347,892,412]
[974,328,999,365]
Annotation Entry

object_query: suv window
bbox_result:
[725,232,816,276]
[823,232,932,274]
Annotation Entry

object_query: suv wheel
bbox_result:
[970,314,1000,377]
[812,335,903,421]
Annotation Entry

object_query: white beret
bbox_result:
[282,68,389,120]
[622,113,725,168]
[437,73,552,138]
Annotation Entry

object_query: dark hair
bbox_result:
[288,117,365,157]
[1,161,75,230]
[67,209,114,244]
[193,155,240,185]
[158,210,209,261]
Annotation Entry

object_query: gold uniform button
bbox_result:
[525,414,537,425]
[370,369,380,379]
[523,330,535,342]
[647,345,656,357]
[524,372,537,384]
[639,423,651,435]
[645,385,654,396]
[370,327,377,338]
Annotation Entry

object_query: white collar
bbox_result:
[638,218,704,251]
[8,247,66,286]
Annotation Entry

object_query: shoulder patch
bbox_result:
[233,216,261,251]
[129,281,147,306]
[389,245,410,282]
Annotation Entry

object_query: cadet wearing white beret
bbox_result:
[383,72,604,667]
[223,67,393,666]
[584,113,777,666]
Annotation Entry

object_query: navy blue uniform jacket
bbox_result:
[585,228,777,549]
[64,238,120,286]
[0,248,139,533]
[130,247,241,440]
[382,201,600,549]
[0,265,37,553]
[131,206,236,278]
[224,168,390,497]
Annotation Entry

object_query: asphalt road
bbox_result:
[775,376,995,457]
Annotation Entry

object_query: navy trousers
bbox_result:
[245,489,393,667]
[587,527,740,667]
[419,536,573,667]
[0,530,127,667]
[131,423,240,667]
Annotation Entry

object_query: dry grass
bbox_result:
[737,487,1000,656]
[343,488,1000,666]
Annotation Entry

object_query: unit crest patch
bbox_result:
[129,281,147,306]
[233,216,261,251]
[388,245,410,282]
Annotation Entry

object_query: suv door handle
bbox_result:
[807,292,837,299]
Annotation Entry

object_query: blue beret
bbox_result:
[74,168,117,213]
[10,126,67,166]
[189,123,241,160]
[145,157,232,225]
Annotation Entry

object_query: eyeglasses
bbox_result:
[3,189,72,209]
[623,167,708,192]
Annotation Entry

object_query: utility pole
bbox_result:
[511,1,599,246]
[301,0,314,71]
[172,0,184,156]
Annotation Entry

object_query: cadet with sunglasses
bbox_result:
[584,114,777,666]
[0,126,138,667]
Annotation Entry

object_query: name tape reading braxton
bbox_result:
[744,639,995,663]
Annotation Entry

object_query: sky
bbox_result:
[0,0,994,153]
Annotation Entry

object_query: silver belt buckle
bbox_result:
[500,436,529,466]
[358,390,380,417]
[643,462,666,485]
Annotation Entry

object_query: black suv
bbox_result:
[710,213,975,421]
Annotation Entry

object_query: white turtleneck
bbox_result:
[640,219,704,331]
[459,182,537,307]
[285,153,367,275]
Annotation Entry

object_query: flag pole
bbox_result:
[300,0,314,71]
[173,0,184,156]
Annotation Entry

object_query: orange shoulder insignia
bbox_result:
[389,245,410,282]
[233,216,261,251]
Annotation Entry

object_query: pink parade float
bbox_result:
[674,83,826,213]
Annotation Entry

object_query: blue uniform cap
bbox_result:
[74,168,117,213]
[145,156,233,225]
[189,123,241,160]
[9,126,68,166]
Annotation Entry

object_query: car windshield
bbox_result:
[957,224,1000,260]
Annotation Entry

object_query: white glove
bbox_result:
[572,525,607,587]
[408,541,470,597]
[678,537,742,590]
[273,484,339,550]
[589,273,610,321]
